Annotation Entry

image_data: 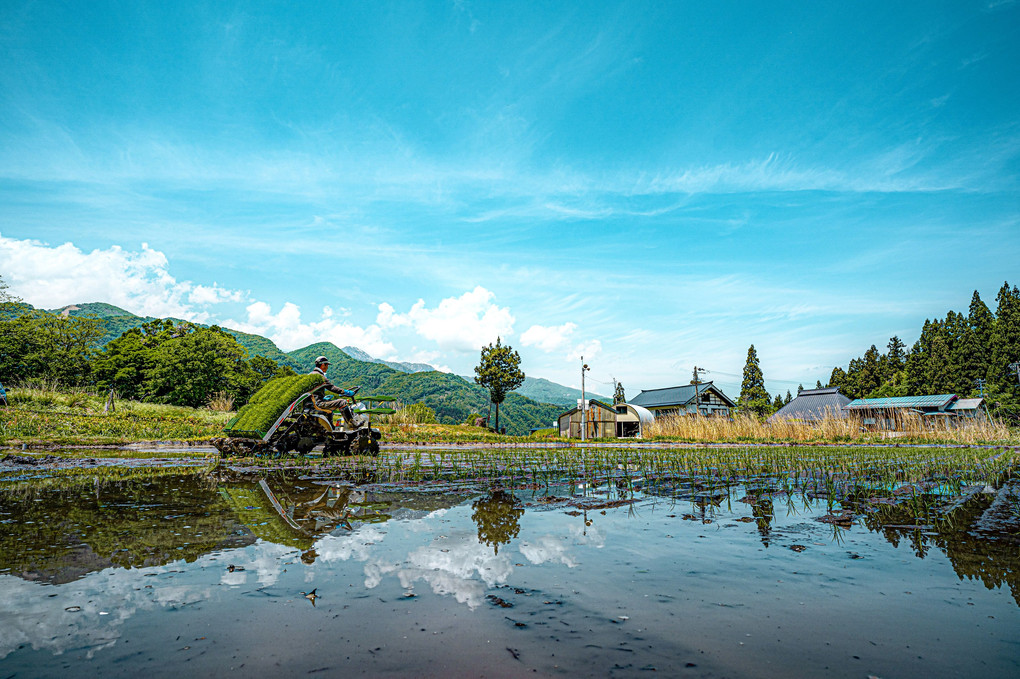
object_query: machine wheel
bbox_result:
[350,430,375,456]
[323,435,351,458]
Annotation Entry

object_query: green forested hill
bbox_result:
[15,301,564,434]
[286,343,562,433]
[228,330,297,369]
[52,302,132,318]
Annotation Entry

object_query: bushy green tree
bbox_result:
[92,319,176,400]
[737,344,772,417]
[474,337,525,433]
[0,307,102,385]
[146,325,260,407]
[94,321,285,407]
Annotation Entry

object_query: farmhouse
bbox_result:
[768,387,851,423]
[627,382,735,418]
[557,400,656,438]
[843,394,987,430]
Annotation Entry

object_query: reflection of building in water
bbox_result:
[471,490,524,555]
[858,482,1020,605]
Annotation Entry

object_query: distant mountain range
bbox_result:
[45,301,578,434]
[339,345,438,375]
[338,343,609,406]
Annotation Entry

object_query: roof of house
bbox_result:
[768,388,851,422]
[628,381,736,408]
[946,397,984,411]
[843,394,958,411]
[615,402,656,424]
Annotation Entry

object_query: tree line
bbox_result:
[827,283,1019,415]
[735,282,1020,420]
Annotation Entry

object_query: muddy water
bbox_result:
[1,462,1018,678]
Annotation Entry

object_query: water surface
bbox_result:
[1,452,1018,678]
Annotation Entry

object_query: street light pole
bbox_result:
[580,357,590,441]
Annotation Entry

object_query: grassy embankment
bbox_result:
[1,383,1016,447]
[1,383,230,446]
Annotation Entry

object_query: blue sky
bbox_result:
[1,1,1018,398]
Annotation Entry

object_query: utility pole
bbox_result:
[580,357,590,441]
[692,366,708,414]
[976,378,986,398]
[1010,362,1020,387]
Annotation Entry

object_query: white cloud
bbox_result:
[368,532,515,609]
[569,339,602,361]
[522,321,601,361]
[0,233,244,320]
[188,283,245,305]
[224,301,397,356]
[521,322,577,352]
[378,286,515,352]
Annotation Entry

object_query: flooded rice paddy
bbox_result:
[1,445,1018,678]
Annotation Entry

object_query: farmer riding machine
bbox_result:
[212,373,395,458]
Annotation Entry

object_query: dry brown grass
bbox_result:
[207,391,235,412]
[644,410,1014,444]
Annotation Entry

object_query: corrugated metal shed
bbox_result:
[768,388,850,423]
[844,394,957,410]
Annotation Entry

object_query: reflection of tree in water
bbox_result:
[752,499,774,547]
[854,486,1020,606]
[0,471,247,584]
[471,490,524,555]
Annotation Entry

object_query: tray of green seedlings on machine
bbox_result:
[224,373,325,439]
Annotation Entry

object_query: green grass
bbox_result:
[1,385,232,444]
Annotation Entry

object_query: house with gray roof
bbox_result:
[628,382,735,418]
[768,387,850,423]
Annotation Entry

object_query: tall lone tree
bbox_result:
[737,344,772,417]
[474,337,524,434]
